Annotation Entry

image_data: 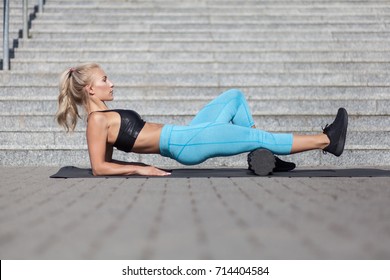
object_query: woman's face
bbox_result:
[88,68,114,101]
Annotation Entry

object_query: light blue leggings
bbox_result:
[159,89,293,165]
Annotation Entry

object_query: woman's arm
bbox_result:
[87,113,170,176]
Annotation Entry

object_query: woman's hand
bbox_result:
[137,166,171,176]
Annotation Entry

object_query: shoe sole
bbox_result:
[247,149,276,176]
[334,108,348,157]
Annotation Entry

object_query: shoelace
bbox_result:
[322,123,330,133]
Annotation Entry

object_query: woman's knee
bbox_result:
[222,88,245,100]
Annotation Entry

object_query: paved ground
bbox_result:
[1,166,390,260]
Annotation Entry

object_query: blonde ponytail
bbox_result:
[56,63,100,132]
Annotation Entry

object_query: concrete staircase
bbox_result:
[1,0,390,168]
[0,1,37,68]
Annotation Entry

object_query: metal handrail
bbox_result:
[2,0,45,70]
[38,0,44,14]
[23,0,28,39]
[2,0,10,70]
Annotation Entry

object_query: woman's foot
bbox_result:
[274,156,296,172]
[248,149,296,175]
[322,108,348,157]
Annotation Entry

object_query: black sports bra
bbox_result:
[98,109,146,152]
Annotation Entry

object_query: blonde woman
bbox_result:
[56,63,348,176]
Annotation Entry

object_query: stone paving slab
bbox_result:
[0,167,390,260]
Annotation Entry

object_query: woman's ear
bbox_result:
[85,85,94,95]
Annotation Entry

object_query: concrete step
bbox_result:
[34,14,390,23]
[29,23,387,32]
[45,0,390,3]
[0,131,386,148]
[9,61,390,73]
[2,72,390,87]
[0,7,36,15]
[27,29,390,41]
[11,50,390,62]
[28,20,388,32]
[39,5,390,15]
[1,114,389,132]
[0,99,387,116]
[0,148,388,167]
[2,85,388,101]
[17,39,390,51]
[0,22,28,30]
[0,32,21,46]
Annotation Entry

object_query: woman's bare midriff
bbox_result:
[132,122,164,154]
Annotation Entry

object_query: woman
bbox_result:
[56,63,348,176]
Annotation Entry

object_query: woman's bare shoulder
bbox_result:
[87,110,121,132]
[87,111,109,128]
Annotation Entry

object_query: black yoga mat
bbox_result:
[50,166,390,178]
